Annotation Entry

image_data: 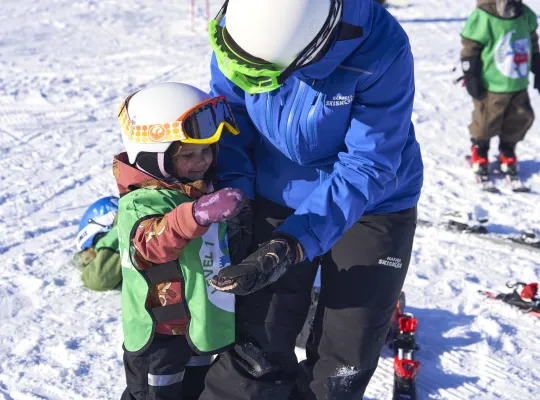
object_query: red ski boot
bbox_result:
[469,142,497,192]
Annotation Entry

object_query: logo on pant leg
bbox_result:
[378,257,402,269]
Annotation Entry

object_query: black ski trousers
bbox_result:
[121,333,211,400]
[200,196,417,400]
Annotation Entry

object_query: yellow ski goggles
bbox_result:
[118,94,239,145]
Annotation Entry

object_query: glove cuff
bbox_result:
[192,200,211,227]
[271,232,304,264]
[461,56,481,76]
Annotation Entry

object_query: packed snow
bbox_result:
[1,0,539,399]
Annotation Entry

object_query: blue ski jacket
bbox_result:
[210,0,423,261]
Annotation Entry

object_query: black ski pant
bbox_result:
[200,196,417,400]
[121,333,211,400]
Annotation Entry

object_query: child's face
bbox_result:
[171,143,213,181]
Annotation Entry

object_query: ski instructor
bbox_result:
[202,0,423,399]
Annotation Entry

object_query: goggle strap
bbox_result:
[222,26,275,67]
[215,0,228,21]
[290,0,343,69]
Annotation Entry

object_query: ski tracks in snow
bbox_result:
[0,0,220,398]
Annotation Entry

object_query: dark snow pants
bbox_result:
[469,90,534,144]
[200,196,417,400]
[121,333,211,400]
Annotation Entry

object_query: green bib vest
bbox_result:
[118,188,235,355]
[461,6,538,93]
[94,222,118,253]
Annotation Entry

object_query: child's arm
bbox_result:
[460,9,488,100]
[131,188,246,269]
[461,37,483,59]
[82,248,122,291]
[461,37,485,100]
[132,202,209,267]
[532,30,539,55]
[531,27,540,94]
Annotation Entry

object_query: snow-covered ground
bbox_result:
[1,0,539,398]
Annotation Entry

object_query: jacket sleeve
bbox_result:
[131,202,209,267]
[82,249,122,291]
[209,54,257,199]
[531,29,540,55]
[277,43,416,260]
[461,37,484,59]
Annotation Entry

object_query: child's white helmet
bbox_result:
[118,82,212,164]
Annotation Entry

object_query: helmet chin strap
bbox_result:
[135,152,173,181]
[157,152,173,180]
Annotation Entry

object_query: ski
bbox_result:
[479,281,540,318]
[387,291,407,345]
[392,314,420,400]
[387,293,420,400]
[496,161,531,193]
[417,211,540,253]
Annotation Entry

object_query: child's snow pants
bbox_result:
[469,90,534,144]
[121,333,211,400]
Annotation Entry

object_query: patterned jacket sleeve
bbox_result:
[131,202,209,267]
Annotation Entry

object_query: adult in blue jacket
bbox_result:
[205,0,423,399]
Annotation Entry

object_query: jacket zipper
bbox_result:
[307,92,321,148]
[286,80,308,163]
[265,93,275,139]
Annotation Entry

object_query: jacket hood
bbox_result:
[296,0,373,81]
[477,0,522,18]
[113,152,208,199]
[478,0,499,15]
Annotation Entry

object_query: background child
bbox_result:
[461,0,540,181]
[73,196,122,291]
[115,82,245,400]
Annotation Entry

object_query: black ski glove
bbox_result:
[226,201,253,265]
[531,53,540,94]
[209,232,304,296]
[461,56,485,100]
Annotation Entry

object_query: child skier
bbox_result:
[461,0,540,185]
[73,196,122,291]
[114,82,246,400]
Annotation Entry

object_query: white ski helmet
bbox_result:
[119,82,212,164]
[225,0,333,69]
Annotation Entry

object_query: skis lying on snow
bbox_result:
[388,292,420,400]
[480,281,540,318]
[465,156,530,193]
[417,211,540,253]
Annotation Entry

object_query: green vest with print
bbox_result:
[118,188,235,355]
[94,222,119,253]
[461,6,538,93]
